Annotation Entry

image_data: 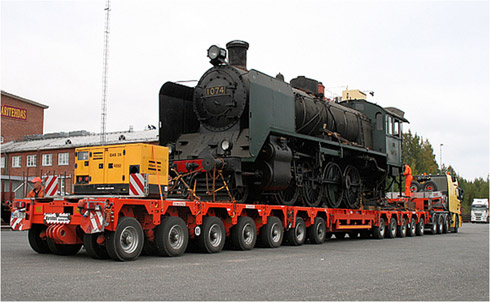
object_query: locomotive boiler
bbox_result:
[159,41,408,208]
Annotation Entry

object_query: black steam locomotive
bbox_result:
[159,41,408,208]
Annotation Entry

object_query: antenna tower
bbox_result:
[100,0,111,144]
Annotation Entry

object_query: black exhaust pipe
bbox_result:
[226,40,249,70]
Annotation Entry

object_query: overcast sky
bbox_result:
[1,0,489,180]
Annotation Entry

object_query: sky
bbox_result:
[1,0,489,180]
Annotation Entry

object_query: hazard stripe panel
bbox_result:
[129,174,146,197]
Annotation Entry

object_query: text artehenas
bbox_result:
[1,105,27,120]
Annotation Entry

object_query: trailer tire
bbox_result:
[155,216,189,257]
[386,217,397,239]
[410,181,421,193]
[427,215,437,234]
[372,218,385,239]
[197,216,225,253]
[28,224,50,254]
[407,218,416,237]
[106,216,144,261]
[231,216,257,250]
[442,215,449,234]
[307,217,326,244]
[259,216,283,248]
[423,181,438,192]
[397,218,407,238]
[286,217,306,246]
[416,218,425,236]
[436,215,444,234]
[46,239,82,255]
[84,233,109,259]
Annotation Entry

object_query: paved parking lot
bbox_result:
[1,223,488,301]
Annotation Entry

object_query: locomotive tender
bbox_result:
[160,41,408,208]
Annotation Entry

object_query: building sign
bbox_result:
[1,105,27,120]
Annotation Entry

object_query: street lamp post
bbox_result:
[440,143,444,172]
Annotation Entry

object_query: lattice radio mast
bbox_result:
[100,0,111,144]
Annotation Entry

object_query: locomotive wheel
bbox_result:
[228,174,249,203]
[302,162,323,207]
[232,186,249,204]
[259,216,283,248]
[106,217,144,261]
[323,162,343,208]
[28,224,50,254]
[372,218,385,239]
[231,216,257,250]
[307,217,326,244]
[442,214,449,234]
[407,218,416,237]
[275,180,299,206]
[155,216,189,257]
[436,215,444,234]
[197,216,225,253]
[343,165,361,209]
[397,218,407,238]
[46,239,82,256]
[386,217,397,239]
[416,218,425,236]
[83,233,109,259]
[423,181,438,192]
[410,181,421,193]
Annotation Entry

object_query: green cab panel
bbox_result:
[248,70,295,159]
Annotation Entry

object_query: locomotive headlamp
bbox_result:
[220,139,232,151]
[207,45,227,66]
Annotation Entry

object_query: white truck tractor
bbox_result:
[471,199,489,223]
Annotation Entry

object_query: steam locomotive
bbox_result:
[159,41,408,208]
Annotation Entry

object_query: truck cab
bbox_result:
[471,199,489,223]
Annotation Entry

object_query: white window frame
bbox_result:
[1,157,5,169]
[58,153,69,166]
[27,155,37,167]
[12,156,21,168]
[42,154,53,166]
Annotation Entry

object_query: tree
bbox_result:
[402,130,489,212]
[402,130,439,175]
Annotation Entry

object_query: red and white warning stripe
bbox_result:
[10,210,25,231]
[43,176,59,197]
[89,211,104,233]
[129,173,147,197]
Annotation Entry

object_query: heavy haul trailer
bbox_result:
[9,144,460,261]
[10,194,436,261]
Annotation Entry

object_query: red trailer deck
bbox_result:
[9,190,454,261]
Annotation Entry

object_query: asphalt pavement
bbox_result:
[1,223,488,301]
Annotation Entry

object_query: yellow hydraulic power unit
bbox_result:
[74,143,169,197]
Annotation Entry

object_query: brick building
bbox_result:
[1,91,49,143]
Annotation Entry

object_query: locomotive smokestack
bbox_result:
[226,40,249,70]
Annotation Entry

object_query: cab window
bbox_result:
[376,113,383,130]
[393,120,399,136]
[386,116,393,135]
